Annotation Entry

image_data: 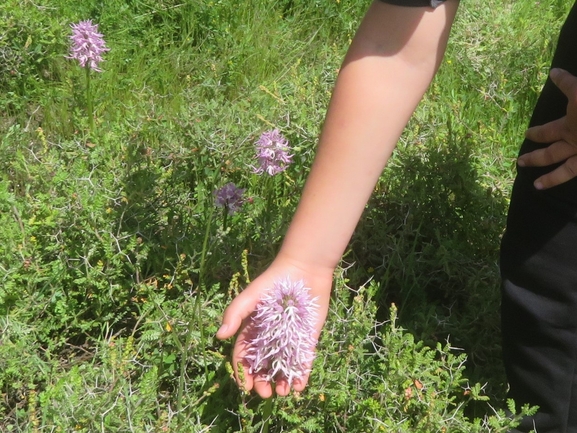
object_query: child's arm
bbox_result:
[217,0,459,398]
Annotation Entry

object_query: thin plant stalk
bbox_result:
[176,328,189,427]
[222,206,229,233]
[176,203,214,426]
[85,65,93,133]
[262,395,274,433]
[199,203,215,284]
[264,175,276,235]
[197,204,215,381]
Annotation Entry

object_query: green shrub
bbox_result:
[1,0,569,430]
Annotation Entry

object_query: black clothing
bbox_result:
[378,0,446,8]
[501,2,577,432]
[379,0,577,431]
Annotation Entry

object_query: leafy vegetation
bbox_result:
[0,0,570,430]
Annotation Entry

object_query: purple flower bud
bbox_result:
[244,278,318,386]
[254,129,293,176]
[68,20,110,72]
[214,182,245,215]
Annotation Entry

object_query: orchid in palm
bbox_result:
[244,278,318,386]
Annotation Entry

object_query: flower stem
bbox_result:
[176,203,215,427]
[199,204,215,284]
[262,395,274,433]
[222,206,229,232]
[85,66,94,134]
[263,175,274,235]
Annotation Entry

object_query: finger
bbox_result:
[275,379,290,396]
[233,357,255,393]
[231,319,258,391]
[525,118,565,144]
[292,374,310,392]
[518,140,577,167]
[534,155,577,190]
[216,295,257,340]
[550,68,577,102]
[253,375,274,399]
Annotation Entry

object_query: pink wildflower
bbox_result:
[254,129,293,176]
[214,182,245,215]
[244,278,318,386]
[68,20,110,72]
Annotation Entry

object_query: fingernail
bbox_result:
[550,68,561,79]
[534,181,544,190]
[517,159,526,167]
[216,324,228,337]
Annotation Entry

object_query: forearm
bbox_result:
[278,0,458,271]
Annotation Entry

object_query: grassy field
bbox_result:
[0,0,573,431]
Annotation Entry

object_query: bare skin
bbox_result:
[216,0,459,398]
[217,1,577,400]
[518,68,577,189]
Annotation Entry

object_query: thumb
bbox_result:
[550,68,577,100]
[216,293,258,340]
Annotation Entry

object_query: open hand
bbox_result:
[518,68,577,189]
[216,257,333,398]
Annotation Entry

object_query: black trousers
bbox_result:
[500,2,577,432]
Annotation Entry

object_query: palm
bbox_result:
[217,261,333,398]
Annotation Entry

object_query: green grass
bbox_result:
[0,0,572,431]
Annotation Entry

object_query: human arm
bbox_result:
[517,68,577,189]
[216,0,459,398]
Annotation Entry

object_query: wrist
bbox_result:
[270,250,336,282]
